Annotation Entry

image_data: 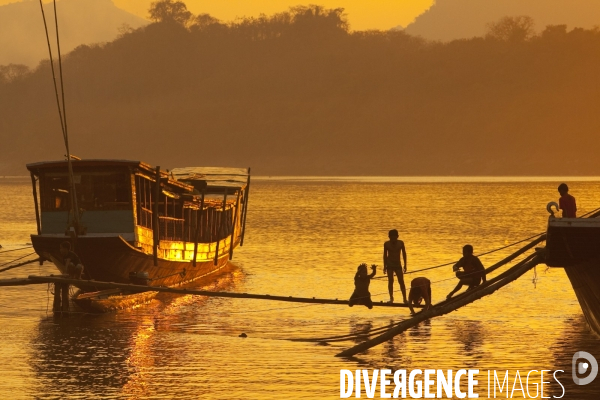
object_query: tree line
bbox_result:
[1,1,599,175]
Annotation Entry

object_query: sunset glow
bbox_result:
[1,0,435,30]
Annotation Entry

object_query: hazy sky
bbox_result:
[1,0,435,30]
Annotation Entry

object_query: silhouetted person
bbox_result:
[558,183,577,218]
[349,263,377,309]
[59,241,84,279]
[383,229,409,304]
[408,277,431,314]
[446,245,486,299]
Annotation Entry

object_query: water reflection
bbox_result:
[451,320,484,359]
[29,268,243,398]
[408,318,432,339]
[549,315,600,399]
[30,316,134,398]
[348,320,374,344]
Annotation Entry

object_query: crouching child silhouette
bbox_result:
[408,277,431,315]
[349,263,377,309]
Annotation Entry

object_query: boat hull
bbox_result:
[546,218,600,336]
[563,258,600,336]
[31,235,230,288]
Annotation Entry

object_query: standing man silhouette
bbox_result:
[383,229,409,304]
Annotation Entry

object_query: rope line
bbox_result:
[398,231,545,275]
[0,252,37,268]
[37,0,66,141]
[0,246,33,254]
[0,258,41,274]
[580,207,600,218]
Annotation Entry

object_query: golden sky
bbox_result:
[2,0,435,30]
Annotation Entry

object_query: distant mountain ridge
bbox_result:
[0,0,147,67]
[405,0,600,41]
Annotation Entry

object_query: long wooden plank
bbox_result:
[0,277,41,287]
[23,275,422,308]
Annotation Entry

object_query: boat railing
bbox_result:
[159,216,184,241]
[139,207,153,229]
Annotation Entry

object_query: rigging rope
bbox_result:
[37,0,66,142]
[580,207,600,218]
[0,246,33,254]
[38,0,80,232]
[0,252,37,269]
[371,231,545,278]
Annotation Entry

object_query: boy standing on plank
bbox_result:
[383,229,409,306]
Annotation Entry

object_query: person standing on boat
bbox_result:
[446,244,486,299]
[349,263,377,309]
[383,229,409,305]
[59,241,84,279]
[558,183,577,218]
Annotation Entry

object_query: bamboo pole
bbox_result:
[30,173,41,235]
[152,166,161,266]
[24,275,423,308]
[192,188,205,267]
[0,258,42,274]
[61,282,70,314]
[229,191,241,259]
[240,168,251,246]
[335,253,543,358]
[214,191,227,265]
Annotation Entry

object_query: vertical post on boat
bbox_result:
[61,282,70,314]
[52,283,61,313]
[214,190,227,265]
[229,191,241,259]
[52,282,70,317]
[30,172,41,235]
[240,167,251,246]
[152,166,161,266]
[192,188,205,267]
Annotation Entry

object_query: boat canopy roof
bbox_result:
[26,159,146,171]
[26,160,249,194]
[171,167,250,192]
[27,159,193,191]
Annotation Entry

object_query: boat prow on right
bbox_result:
[546,212,600,335]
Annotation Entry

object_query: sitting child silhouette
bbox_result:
[349,263,377,309]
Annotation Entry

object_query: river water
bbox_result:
[0,177,599,399]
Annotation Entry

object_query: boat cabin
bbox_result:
[27,160,250,264]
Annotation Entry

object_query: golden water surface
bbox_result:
[0,177,599,399]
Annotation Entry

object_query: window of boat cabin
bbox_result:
[40,168,132,211]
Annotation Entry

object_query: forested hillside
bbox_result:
[1,3,599,175]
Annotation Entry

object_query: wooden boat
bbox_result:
[545,210,600,335]
[27,159,250,311]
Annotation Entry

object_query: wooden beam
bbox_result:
[229,191,241,259]
[214,191,227,265]
[152,166,161,266]
[24,275,423,308]
[30,173,41,235]
[192,188,205,267]
[240,167,251,246]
